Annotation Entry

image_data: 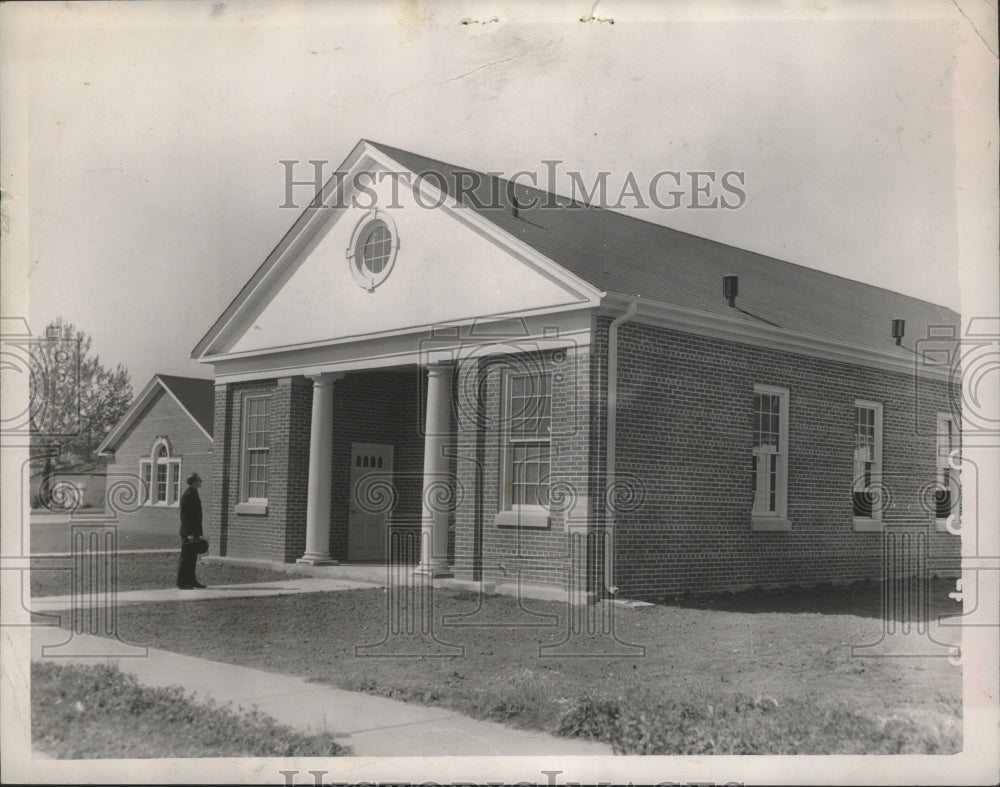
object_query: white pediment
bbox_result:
[214,157,600,358]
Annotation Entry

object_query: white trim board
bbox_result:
[600,295,957,383]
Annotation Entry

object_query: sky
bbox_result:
[3,0,998,390]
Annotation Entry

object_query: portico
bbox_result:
[192,139,609,590]
[295,362,455,572]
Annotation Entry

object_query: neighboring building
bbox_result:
[97,375,214,529]
[190,140,961,599]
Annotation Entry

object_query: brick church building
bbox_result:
[190,140,961,599]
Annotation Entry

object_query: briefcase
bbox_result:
[182,538,209,555]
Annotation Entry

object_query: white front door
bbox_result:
[348,442,394,561]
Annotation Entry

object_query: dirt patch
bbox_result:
[99,578,962,752]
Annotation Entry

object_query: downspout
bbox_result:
[605,300,639,597]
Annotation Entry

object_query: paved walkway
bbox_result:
[30,577,384,614]
[28,579,612,757]
[31,548,176,557]
[28,512,78,525]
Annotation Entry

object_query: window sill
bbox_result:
[751,517,792,531]
[495,509,550,529]
[853,518,883,532]
[235,502,268,516]
[144,503,179,509]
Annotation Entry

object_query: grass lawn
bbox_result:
[30,511,195,553]
[31,661,349,758]
[29,520,181,554]
[30,552,289,597]
[83,577,962,755]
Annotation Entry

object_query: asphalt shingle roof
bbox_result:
[156,375,214,435]
[368,141,959,358]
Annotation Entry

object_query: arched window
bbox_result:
[140,438,182,506]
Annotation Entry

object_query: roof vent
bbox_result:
[723,275,739,307]
[891,318,905,346]
[504,181,521,219]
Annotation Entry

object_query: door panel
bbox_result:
[348,443,394,561]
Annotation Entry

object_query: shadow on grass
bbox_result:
[650,577,963,623]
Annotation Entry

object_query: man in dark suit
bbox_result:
[177,473,207,589]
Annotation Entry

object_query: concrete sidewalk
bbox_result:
[29,576,385,613]
[30,627,612,756]
[203,556,573,604]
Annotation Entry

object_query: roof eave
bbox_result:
[600,292,957,383]
[95,376,165,454]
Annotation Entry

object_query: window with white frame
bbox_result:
[935,413,959,524]
[853,401,883,524]
[139,439,181,506]
[751,385,789,525]
[501,370,552,514]
[241,394,271,503]
[347,211,399,291]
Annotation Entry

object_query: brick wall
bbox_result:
[279,377,313,561]
[210,378,306,562]
[105,388,213,534]
[605,318,962,598]
[453,347,595,590]
[209,319,960,597]
[208,382,231,555]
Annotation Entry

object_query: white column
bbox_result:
[298,374,339,565]
[416,363,453,577]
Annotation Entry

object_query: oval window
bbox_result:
[348,212,398,291]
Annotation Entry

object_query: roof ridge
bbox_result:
[366,141,957,314]
[155,373,213,383]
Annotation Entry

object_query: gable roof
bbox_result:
[156,375,215,436]
[367,141,959,359]
[192,139,959,363]
[97,374,214,454]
